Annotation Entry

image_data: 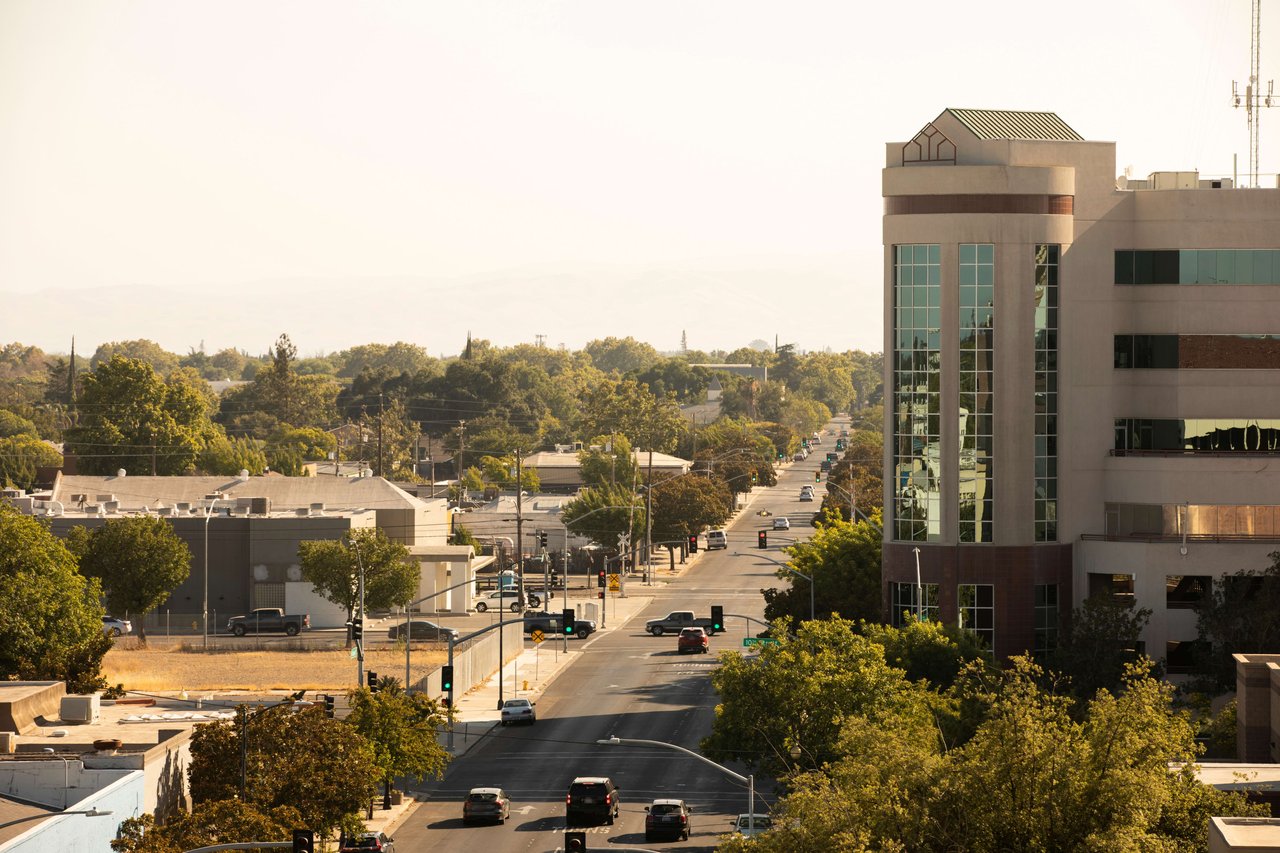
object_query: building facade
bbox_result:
[882,108,1280,663]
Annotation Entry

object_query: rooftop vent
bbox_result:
[116,469,126,478]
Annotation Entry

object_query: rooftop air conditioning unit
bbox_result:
[60,694,101,724]
[310,502,326,516]
[103,501,119,513]
[1,488,21,498]
[96,494,116,503]
[156,507,173,516]
[176,502,192,512]
[295,507,309,517]
[250,497,270,515]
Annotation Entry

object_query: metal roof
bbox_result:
[945,109,1082,141]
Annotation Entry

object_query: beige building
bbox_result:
[882,108,1280,662]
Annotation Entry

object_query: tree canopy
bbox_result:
[298,529,418,643]
[762,511,882,626]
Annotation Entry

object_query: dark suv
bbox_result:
[566,776,620,825]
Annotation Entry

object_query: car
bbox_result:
[462,787,511,824]
[475,589,540,612]
[733,813,773,836]
[705,529,728,550]
[677,626,710,654]
[102,616,132,637]
[645,798,692,841]
[387,620,459,642]
[338,830,395,852]
[799,491,814,502]
[500,697,536,725]
[773,517,791,530]
[792,452,805,462]
[566,776,620,825]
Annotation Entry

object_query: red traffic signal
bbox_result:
[758,530,768,549]
[597,570,606,589]
[292,829,314,853]
[688,534,698,553]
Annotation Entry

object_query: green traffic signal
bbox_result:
[711,605,724,633]
[563,608,576,634]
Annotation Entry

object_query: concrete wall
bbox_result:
[1236,654,1280,762]
[2,770,143,853]
[412,621,523,696]
[0,683,65,736]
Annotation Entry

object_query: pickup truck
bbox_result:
[523,611,597,638]
[646,611,717,636]
[226,608,310,637]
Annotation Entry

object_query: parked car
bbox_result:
[677,627,710,654]
[773,517,791,530]
[645,799,692,841]
[462,787,511,824]
[475,589,540,612]
[225,608,309,636]
[733,814,773,836]
[338,831,395,852]
[500,698,536,725]
[386,620,459,642]
[566,776,620,825]
[102,616,132,637]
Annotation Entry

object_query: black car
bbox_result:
[387,620,459,642]
[645,799,692,841]
[566,776,620,825]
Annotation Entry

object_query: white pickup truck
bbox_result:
[646,611,717,636]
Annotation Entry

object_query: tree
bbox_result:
[188,704,379,838]
[579,378,685,454]
[762,512,882,625]
[860,616,989,689]
[0,432,62,489]
[561,484,647,550]
[111,801,305,853]
[351,397,419,479]
[65,356,216,475]
[578,434,639,489]
[1053,593,1157,700]
[198,433,267,476]
[1196,555,1280,688]
[345,684,451,805]
[298,529,418,644]
[583,336,661,374]
[70,516,192,644]
[703,617,925,778]
[264,425,336,474]
[90,339,180,375]
[0,504,110,692]
[648,473,731,552]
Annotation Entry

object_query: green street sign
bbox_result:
[742,637,779,647]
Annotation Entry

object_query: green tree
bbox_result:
[0,409,38,438]
[264,425,336,476]
[350,397,419,479]
[111,801,305,853]
[477,453,541,492]
[298,529,418,644]
[561,484,647,550]
[1196,555,1280,688]
[762,512,882,625]
[0,433,62,489]
[70,516,192,644]
[579,378,686,454]
[65,356,216,475]
[198,433,267,476]
[648,472,731,551]
[578,434,639,489]
[188,704,379,838]
[345,684,451,804]
[90,339,180,375]
[1053,593,1157,700]
[0,504,110,691]
[583,336,661,374]
[861,617,990,689]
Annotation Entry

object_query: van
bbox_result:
[706,530,727,550]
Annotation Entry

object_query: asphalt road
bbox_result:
[391,420,846,852]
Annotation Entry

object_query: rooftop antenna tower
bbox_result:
[1232,0,1275,187]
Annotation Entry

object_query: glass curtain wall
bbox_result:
[959,244,994,542]
[1034,245,1059,541]
[893,244,942,541]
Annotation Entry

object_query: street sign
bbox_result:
[742,637,779,647]
[531,629,545,644]
[608,573,621,591]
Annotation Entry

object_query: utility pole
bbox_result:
[376,392,384,478]
[644,448,654,586]
[514,450,524,605]
[457,421,467,503]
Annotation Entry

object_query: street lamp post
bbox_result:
[203,497,220,649]
[597,735,757,833]
[912,546,923,622]
[0,808,112,832]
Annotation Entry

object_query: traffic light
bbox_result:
[815,471,822,482]
[441,665,454,692]
[597,570,606,589]
[711,605,724,633]
[565,831,587,852]
[323,694,334,718]
[562,608,576,635]
[441,696,452,709]
[539,530,549,549]
[751,471,758,484]
[758,530,768,549]
[292,829,314,853]
[366,671,378,693]
[687,533,698,553]
[350,617,363,642]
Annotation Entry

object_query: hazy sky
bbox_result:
[0,0,1271,358]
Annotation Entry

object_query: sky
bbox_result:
[0,0,1272,359]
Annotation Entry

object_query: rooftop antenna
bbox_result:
[1232,0,1275,188]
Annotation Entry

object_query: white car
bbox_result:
[734,814,773,836]
[772,517,791,530]
[102,616,132,637]
[475,589,540,612]
[500,698,536,725]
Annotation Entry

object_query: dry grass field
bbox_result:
[102,644,448,693]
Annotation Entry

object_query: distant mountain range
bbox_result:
[4,262,878,357]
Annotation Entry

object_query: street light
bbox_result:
[912,546,923,622]
[203,497,220,649]
[0,807,112,832]
[597,735,757,833]
[42,748,69,795]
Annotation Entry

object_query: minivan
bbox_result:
[706,530,727,550]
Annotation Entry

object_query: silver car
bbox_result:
[102,616,132,637]
[500,698,536,725]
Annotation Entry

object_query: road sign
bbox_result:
[608,573,621,591]
[531,629,545,644]
[742,637,780,647]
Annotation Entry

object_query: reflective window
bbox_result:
[1115,249,1280,285]
[1115,418,1280,452]
[959,244,995,542]
[890,581,939,627]
[1034,584,1058,660]
[1105,502,1280,538]
[1114,334,1280,369]
[893,245,942,541]
[1166,575,1211,610]
[958,583,994,652]
[1035,245,1059,542]
[1113,335,1178,369]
